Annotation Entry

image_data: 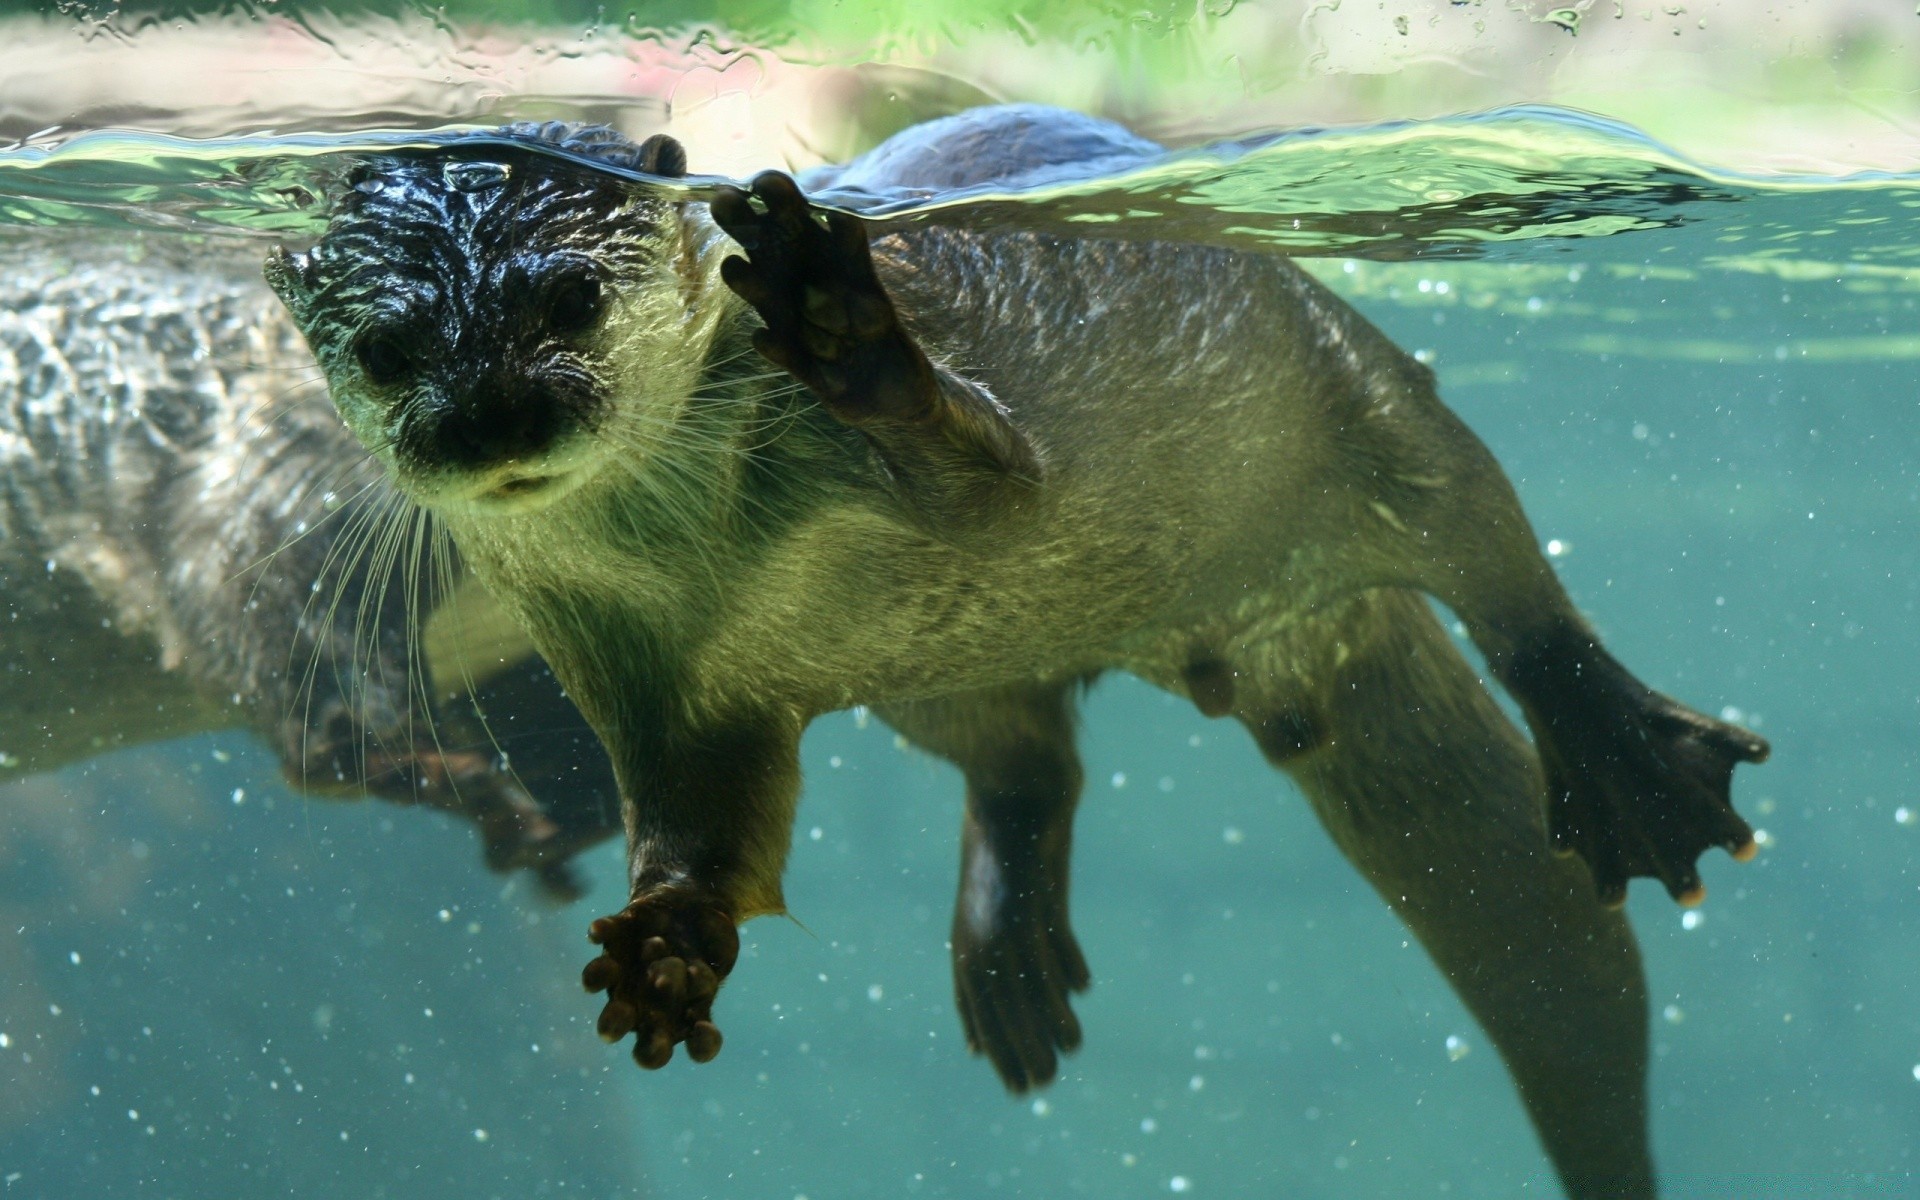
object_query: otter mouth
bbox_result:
[488,474,559,501]
[401,436,612,518]
[422,458,598,517]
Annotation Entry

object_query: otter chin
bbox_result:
[272,107,1767,1200]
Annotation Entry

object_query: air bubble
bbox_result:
[1445,1034,1469,1061]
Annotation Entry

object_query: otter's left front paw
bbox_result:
[1512,635,1769,906]
[582,888,739,1069]
[710,172,939,425]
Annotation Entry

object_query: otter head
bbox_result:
[268,125,707,516]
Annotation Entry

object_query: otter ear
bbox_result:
[263,246,314,316]
[638,133,687,178]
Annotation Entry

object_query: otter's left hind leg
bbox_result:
[1226,591,1655,1200]
[878,681,1092,1092]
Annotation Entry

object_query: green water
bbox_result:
[1,55,1917,1200]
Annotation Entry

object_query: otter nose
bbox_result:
[430,386,568,470]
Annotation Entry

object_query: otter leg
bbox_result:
[1334,371,1766,905]
[878,682,1092,1092]
[711,173,1043,522]
[581,712,805,1071]
[1227,591,1655,1200]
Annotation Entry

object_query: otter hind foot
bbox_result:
[1509,630,1769,906]
[952,886,1090,1093]
[582,889,738,1069]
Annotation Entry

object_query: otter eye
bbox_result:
[356,334,411,385]
[547,274,603,335]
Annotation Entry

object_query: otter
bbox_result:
[0,235,623,896]
[269,105,1769,1199]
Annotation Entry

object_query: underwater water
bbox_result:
[1,11,1918,1200]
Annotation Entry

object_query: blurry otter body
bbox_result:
[0,237,620,892]
[274,106,1770,1199]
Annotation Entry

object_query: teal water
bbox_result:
[1,103,1918,1199]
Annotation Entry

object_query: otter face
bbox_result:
[268,128,707,517]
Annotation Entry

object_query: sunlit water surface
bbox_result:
[0,99,1917,1200]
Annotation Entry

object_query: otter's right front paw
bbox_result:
[582,890,739,1068]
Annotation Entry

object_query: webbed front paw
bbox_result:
[582,888,739,1068]
[710,172,938,425]
[1511,632,1769,906]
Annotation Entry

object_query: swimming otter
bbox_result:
[271,105,1768,1198]
[0,236,622,895]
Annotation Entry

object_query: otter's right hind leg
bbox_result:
[1227,591,1656,1200]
